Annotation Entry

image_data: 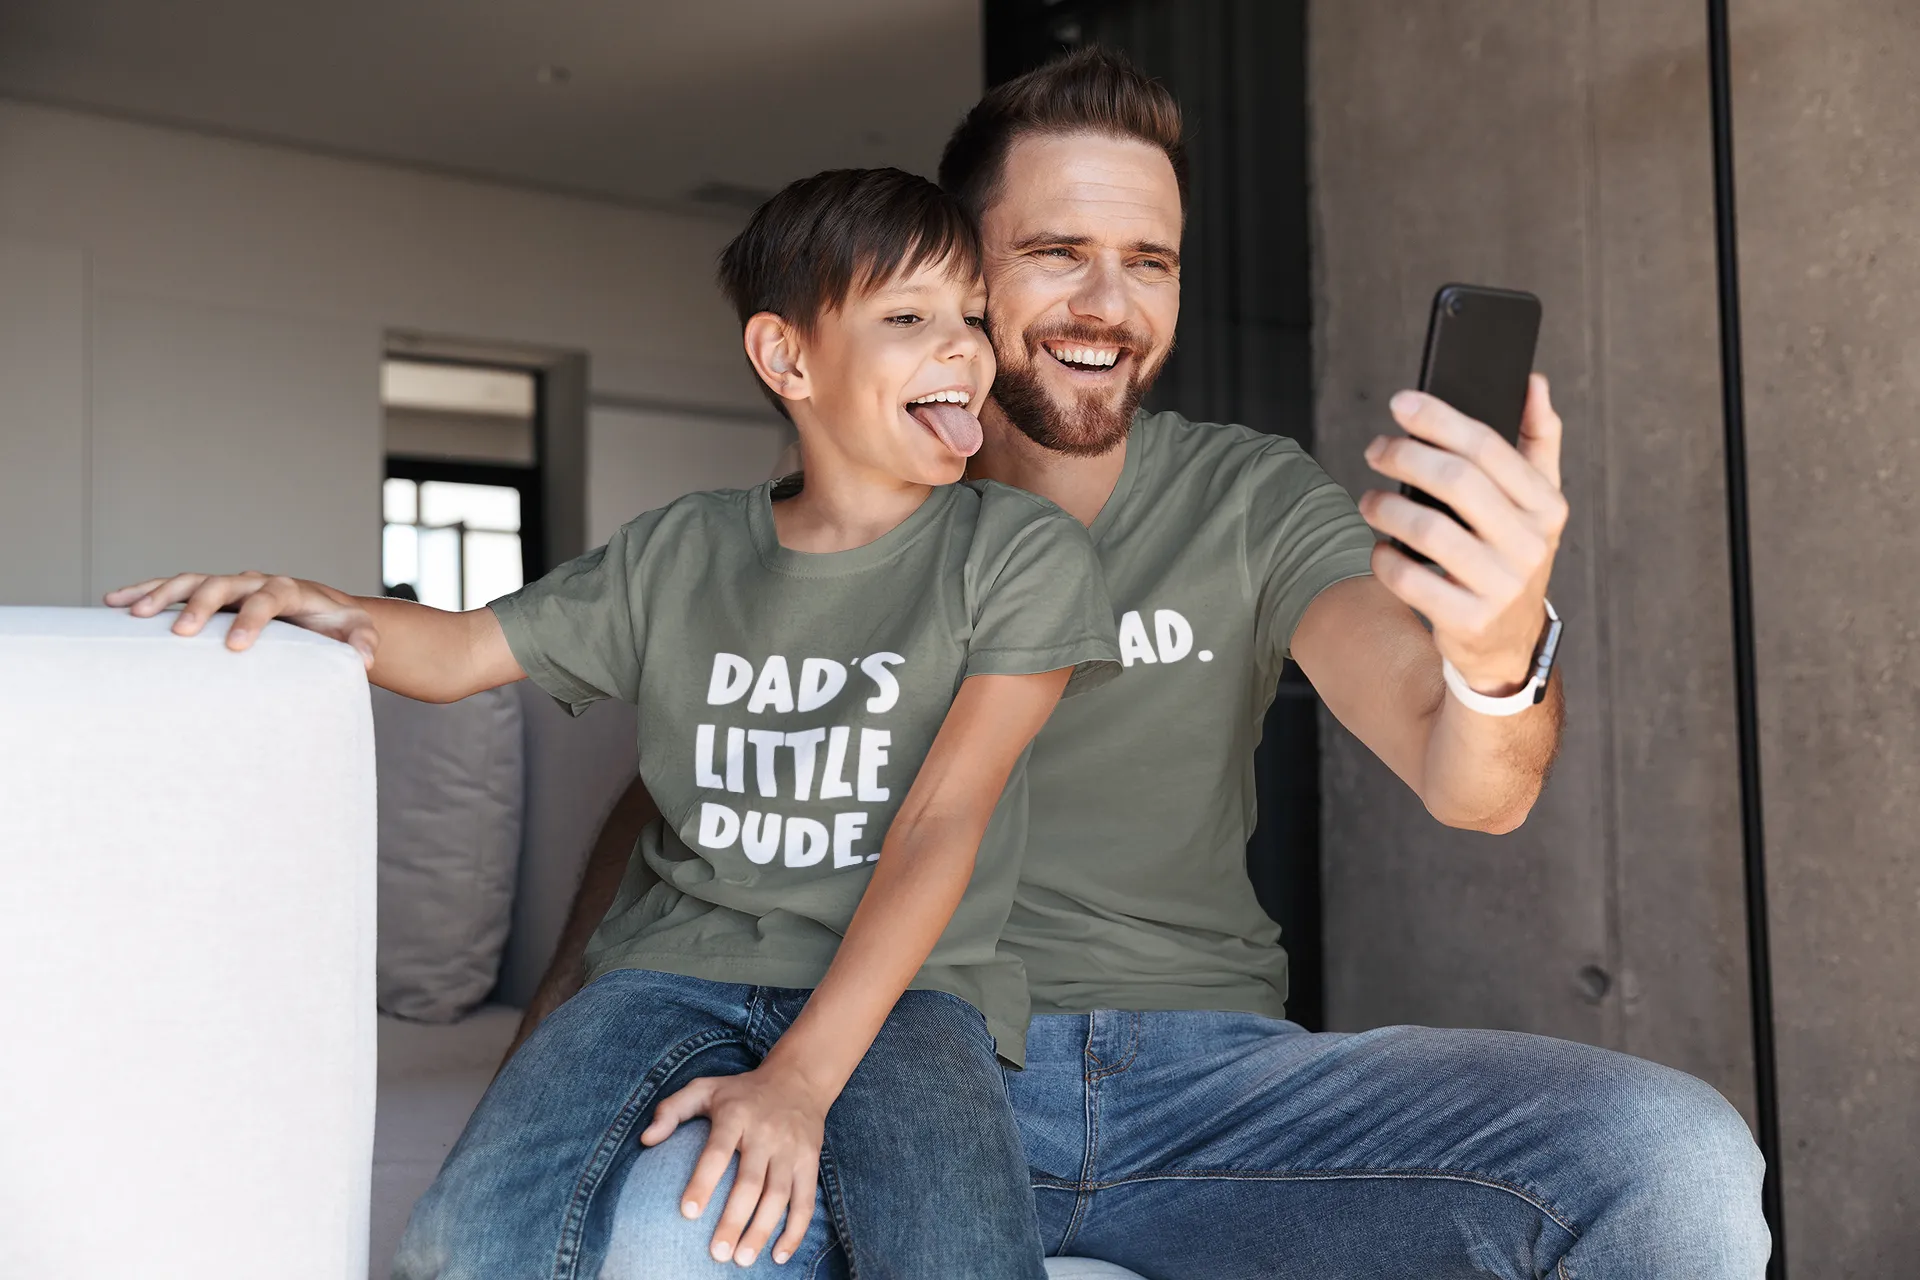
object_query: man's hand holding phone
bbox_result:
[1358,374,1568,697]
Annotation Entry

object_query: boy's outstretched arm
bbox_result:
[104,572,524,704]
[639,667,1072,1269]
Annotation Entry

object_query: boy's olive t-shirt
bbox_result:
[1003,410,1379,1020]
[490,478,1119,1062]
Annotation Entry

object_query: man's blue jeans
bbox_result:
[392,968,1046,1280]
[593,1007,1768,1278]
[1007,1010,1770,1278]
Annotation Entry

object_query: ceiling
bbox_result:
[0,0,983,216]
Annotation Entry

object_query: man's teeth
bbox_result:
[907,390,971,405]
[1050,346,1120,368]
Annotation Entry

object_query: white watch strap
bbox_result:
[1440,599,1560,717]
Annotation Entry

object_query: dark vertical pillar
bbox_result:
[983,0,1327,1026]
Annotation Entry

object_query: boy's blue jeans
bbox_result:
[392,968,1046,1280]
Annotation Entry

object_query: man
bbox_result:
[520,50,1768,1278]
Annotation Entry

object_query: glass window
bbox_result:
[383,477,418,524]
[463,530,524,609]
[382,477,524,610]
[419,481,521,533]
[416,525,463,612]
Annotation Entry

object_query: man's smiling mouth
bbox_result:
[1043,340,1124,372]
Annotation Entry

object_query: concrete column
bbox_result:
[1308,0,1753,1108]
[1730,2,1920,1270]
[1308,3,1920,1269]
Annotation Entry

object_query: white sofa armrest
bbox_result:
[0,607,377,1280]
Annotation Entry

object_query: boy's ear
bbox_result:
[743,313,807,407]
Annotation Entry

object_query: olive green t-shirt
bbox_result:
[1003,410,1379,1019]
[491,478,1119,1062]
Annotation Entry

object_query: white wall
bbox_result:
[0,100,786,603]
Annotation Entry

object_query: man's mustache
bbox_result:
[1014,322,1152,359]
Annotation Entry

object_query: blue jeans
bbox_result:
[1008,1010,1770,1278]
[393,968,1045,1280]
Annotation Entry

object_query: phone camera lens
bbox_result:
[1445,294,1466,317]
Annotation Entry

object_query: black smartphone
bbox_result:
[1393,283,1542,566]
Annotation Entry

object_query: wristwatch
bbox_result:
[1440,599,1562,717]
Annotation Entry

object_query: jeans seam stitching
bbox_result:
[1056,1166,1583,1239]
[816,1143,862,1280]
[547,1026,742,1280]
[1083,1013,1142,1080]
[1053,1021,1099,1252]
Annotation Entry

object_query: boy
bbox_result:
[108,168,1118,1278]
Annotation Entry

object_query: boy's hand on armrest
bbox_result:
[640,1065,829,1268]
[109,572,379,663]
[104,571,523,702]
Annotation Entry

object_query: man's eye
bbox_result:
[1038,247,1074,260]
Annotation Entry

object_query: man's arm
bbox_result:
[497,774,661,1071]
[1292,374,1568,834]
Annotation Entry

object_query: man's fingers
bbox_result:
[732,1167,793,1268]
[771,1155,818,1265]
[1516,373,1566,493]
[708,1149,767,1263]
[1388,388,1565,516]
[1364,436,1536,559]
[1370,540,1485,631]
[640,1078,715,1149]
[1359,492,1518,597]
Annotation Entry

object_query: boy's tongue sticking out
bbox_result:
[908,401,983,458]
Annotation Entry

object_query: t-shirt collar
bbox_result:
[748,478,959,577]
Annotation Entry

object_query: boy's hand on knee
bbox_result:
[642,1068,827,1267]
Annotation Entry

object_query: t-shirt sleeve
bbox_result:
[966,506,1121,697]
[489,515,652,715]
[1250,441,1379,666]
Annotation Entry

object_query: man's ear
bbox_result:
[743,313,807,407]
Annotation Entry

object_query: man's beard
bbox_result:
[990,322,1169,458]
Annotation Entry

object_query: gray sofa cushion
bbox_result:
[373,686,524,1022]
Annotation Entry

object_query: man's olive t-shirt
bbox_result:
[491,479,1119,1061]
[1003,411,1378,1019]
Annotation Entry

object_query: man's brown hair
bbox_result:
[937,47,1187,219]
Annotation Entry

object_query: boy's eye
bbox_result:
[886,313,923,326]
[964,315,986,329]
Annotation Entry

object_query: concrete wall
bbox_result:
[1730,2,1920,1269]
[0,100,786,605]
[1310,3,1919,1271]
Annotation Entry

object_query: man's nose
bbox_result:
[1068,253,1129,325]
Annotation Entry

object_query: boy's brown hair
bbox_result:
[938,47,1187,220]
[718,168,983,418]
